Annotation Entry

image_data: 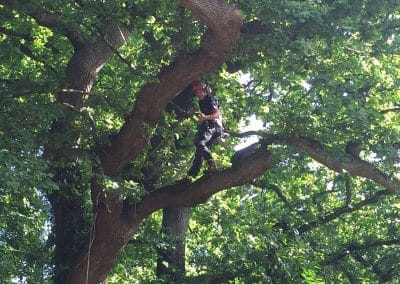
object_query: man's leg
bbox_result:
[187,149,203,178]
[204,127,222,173]
[188,127,214,177]
[206,126,222,149]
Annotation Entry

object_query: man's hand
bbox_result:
[198,113,208,121]
[198,109,221,121]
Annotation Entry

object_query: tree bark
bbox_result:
[44,22,131,284]
[48,173,88,284]
[157,207,192,282]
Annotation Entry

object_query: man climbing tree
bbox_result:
[1,0,400,283]
[185,81,223,180]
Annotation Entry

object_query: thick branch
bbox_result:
[0,0,128,107]
[132,147,275,220]
[231,132,400,192]
[67,146,275,283]
[60,23,131,106]
[1,1,132,103]
[100,0,243,176]
[30,11,86,49]
[180,0,241,42]
[283,136,400,192]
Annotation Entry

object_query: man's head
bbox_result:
[191,81,210,100]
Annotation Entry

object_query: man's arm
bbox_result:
[198,108,221,121]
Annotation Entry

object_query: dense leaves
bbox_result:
[0,0,399,283]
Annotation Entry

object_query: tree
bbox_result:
[0,0,399,283]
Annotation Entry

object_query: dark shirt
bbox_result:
[199,94,219,115]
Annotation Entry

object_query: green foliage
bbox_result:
[0,104,56,282]
[1,0,399,282]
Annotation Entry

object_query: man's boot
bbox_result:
[205,159,217,175]
[176,176,195,184]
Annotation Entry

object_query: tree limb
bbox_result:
[1,0,86,48]
[132,147,275,220]
[60,23,131,105]
[230,132,399,192]
[296,189,392,234]
[282,136,399,192]
[351,251,396,282]
[100,0,243,176]
[94,25,136,71]
[323,237,400,266]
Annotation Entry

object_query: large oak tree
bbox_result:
[1,0,399,283]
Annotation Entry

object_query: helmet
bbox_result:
[191,81,212,95]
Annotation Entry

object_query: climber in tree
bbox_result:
[185,81,223,179]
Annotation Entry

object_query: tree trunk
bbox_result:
[45,23,131,283]
[52,1,243,282]
[48,180,89,283]
[157,207,192,282]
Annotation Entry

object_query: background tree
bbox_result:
[0,0,399,283]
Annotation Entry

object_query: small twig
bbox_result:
[59,88,101,97]
[343,47,365,55]
[324,237,400,266]
[251,181,291,208]
[312,189,338,212]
